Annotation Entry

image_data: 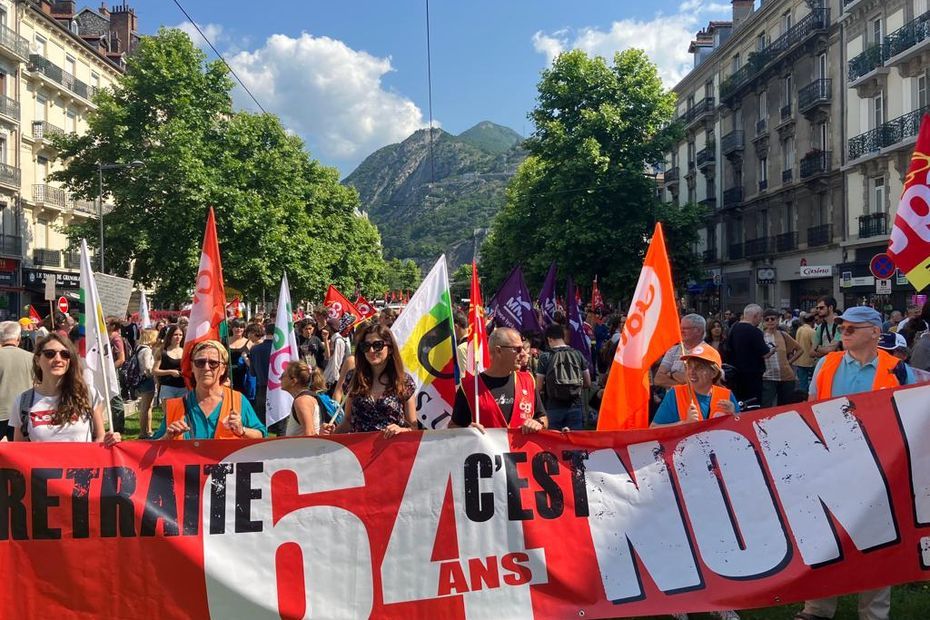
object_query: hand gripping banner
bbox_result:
[4,384,930,618]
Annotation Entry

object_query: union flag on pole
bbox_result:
[354,294,376,323]
[888,113,930,290]
[591,275,604,310]
[466,260,490,376]
[323,285,360,333]
[182,207,227,384]
[597,222,681,430]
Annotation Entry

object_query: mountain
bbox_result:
[343,121,526,269]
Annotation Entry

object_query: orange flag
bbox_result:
[597,223,681,430]
[182,207,227,384]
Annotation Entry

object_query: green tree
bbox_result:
[384,258,421,295]
[481,49,704,301]
[51,29,386,303]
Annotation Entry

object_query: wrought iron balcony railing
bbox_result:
[776,231,798,252]
[885,10,930,60]
[0,162,20,187]
[723,186,743,208]
[858,212,887,238]
[807,224,831,247]
[721,130,744,155]
[800,150,831,178]
[33,248,61,267]
[0,23,29,60]
[848,44,886,83]
[798,78,831,112]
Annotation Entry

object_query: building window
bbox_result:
[871,177,886,214]
[36,156,48,184]
[35,95,46,122]
[688,185,696,204]
[758,90,767,120]
[783,74,792,106]
[918,73,928,110]
[91,71,100,91]
[732,53,740,74]
[0,136,6,165]
[65,54,76,78]
[818,53,827,79]
[36,218,49,248]
[687,141,696,167]
[785,202,795,233]
[34,35,46,57]
[782,10,793,34]
[783,136,795,171]
[760,209,769,238]
[757,32,767,51]
[871,18,883,44]
[65,109,76,133]
[705,80,713,99]
[759,156,768,182]
[872,91,884,128]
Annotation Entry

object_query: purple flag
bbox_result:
[537,262,558,326]
[566,276,592,366]
[489,266,542,334]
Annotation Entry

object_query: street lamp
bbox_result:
[97,160,143,273]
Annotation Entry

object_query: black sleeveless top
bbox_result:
[160,350,186,387]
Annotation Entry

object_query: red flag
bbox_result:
[28,305,42,324]
[226,296,242,319]
[466,261,490,376]
[182,207,227,384]
[888,113,930,290]
[354,294,376,323]
[591,276,604,310]
[598,223,682,430]
[324,285,361,333]
[391,290,397,303]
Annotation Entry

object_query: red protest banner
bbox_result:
[3,384,930,618]
[888,113,930,290]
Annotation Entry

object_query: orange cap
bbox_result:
[680,343,722,367]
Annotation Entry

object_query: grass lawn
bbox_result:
[119,404,930,619]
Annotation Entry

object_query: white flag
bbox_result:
[78,239,118,427]
[265,273,299,427]
[139,290,152,328]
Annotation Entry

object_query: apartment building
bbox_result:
[839,0,929,310]
[0,0,137,320]
[667,0,848,314]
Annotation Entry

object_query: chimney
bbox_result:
[109,3,138,54]
[98,2,109,18]
[52,1,76,17]
[732,0,754,29]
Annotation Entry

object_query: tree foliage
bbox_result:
[52,29,386,303]
[383,258,421,294]
[481,49,705,302]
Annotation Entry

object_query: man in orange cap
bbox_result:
[651,343,740,426]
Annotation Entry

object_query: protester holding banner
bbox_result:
[10,334,120,445]
[154,340,266,440]
[654,314,707,389]
[153,324,187,402]
[799,305,918,620]
[651,344,739,426]
[327,323,415,437]
[451,327,547,432]
[282,361,322,436]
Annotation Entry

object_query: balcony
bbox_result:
[885,10,930,67]
[0,94,18,121]
[729,242,745,260]
[33,249,61,268]
[699,197,717,210]
[720,9,830,104]
[800,150,831,179]
[721,130,744,156]
[723,186,743,209]
[696,144,715,171]
[798,78,832,117]
[848,105,930,161]
[782,168,794,184]
[780,103,793,123]
[63,250,81,270]
[807,224,831,247]
[0,162,20,189]
[755,118,768,138]
[32,120,65,142]
[776,231,798,252]
[745,237,774,258]
[858,212,887,239]
[848,44,886,85]
[70,197,97,215]
[33,184,67,209]
[29,55,96,102]
[665,166,680,184]
[703,248,717,263]
[680,97,716,128]
[0,234,21,256]
[758,179,768,192]
[0,24,29,61]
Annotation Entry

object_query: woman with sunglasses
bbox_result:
[325,323,415,437]
[153,340,266,440]
[761,308,801,408]
[10,334,119,444]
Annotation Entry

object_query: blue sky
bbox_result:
[125,0,732,174]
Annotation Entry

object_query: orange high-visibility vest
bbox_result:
[813,350,901,400]
[162,387,242,440]
[672,384,733,422]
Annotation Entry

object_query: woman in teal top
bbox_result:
[153,340,267,440]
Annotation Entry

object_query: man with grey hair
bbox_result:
[0,321,33,440]
[727,304,773,404]
[654,313,707,389]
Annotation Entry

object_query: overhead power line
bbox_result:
[170,0,268,115]
[425,0,435,183]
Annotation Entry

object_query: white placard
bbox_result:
[93,272,134,318]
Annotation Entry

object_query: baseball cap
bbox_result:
[836,306,883,328]
[680,343,722,367]
[878,332,907,351]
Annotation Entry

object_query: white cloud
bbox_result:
[175,21,226,51]
[532,0,732,87]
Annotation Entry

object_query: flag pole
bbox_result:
[95,315,115,431]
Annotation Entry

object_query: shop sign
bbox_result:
[23,268,80,290]
[841,275,876,288]
[0,271,13,286]
[876,279,892,295]
[841,271,853,287]
[897,270,908,286]
[756,266,776,285]
[800,265,833,278]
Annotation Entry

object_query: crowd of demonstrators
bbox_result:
[0,322,36,440]
[535,323,590,430]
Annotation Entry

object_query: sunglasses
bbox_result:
[764,317,778,322]
[498,345,524,354]
[40,349,71,360]
[839,325,874,335]
[359,340,388,353]
[192,359,223,369]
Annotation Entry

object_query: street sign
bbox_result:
[57,296,69,314]
[44,276,55,301]
[876,279,892,295]
[870,253,896,280]
[897,269,908,285]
